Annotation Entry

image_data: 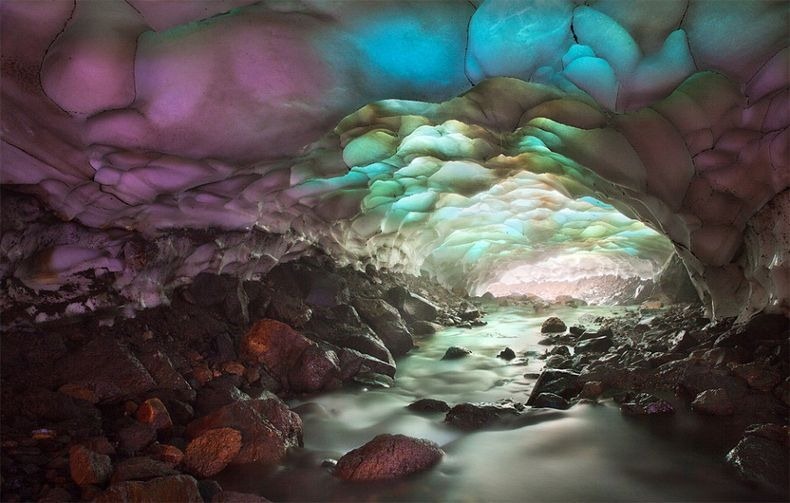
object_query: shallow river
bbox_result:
[219,307,776,502]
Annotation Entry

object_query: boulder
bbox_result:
[402,294,439,322]
[334,434,443,481]
[95,475,202,502]
[57,337,155,403]
[726,435,789,496]
[574,336,614,354]
[497,347,516,360]
[352,297,414,356]
[745,423,790,446]
[69,445,111,486]
[337,348,396,381]
[118,422,157,455]
[531,393,570,410]
[445,402,521,430]
[541,317,566,333]
[111,456,180,483]
[240,319,340,393]
[408,398,450,413]
[578,381,605,399]
[184,428,242,477]
[410,320,439,336]
[691,388,735,415]
[731,362,781,391]
[527,369,582,404]
[137,350,192,393]
[136,398,173,431]
[620,393,674,416]
[442,346,472,360]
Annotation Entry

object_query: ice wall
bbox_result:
[1,0,787,318]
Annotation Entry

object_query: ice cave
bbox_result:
[0,0,788,501]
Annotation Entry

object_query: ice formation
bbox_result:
[1,0,788,319]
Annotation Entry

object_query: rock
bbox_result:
[541,317,567,333]
[569,325,586,336]
[69,445,111,486]
[531,393,570,410]
[691,388,735,415]
[731,362,781,391]
[148,444,184,465]
[445,402,521,430]
[111,456,180,483]
[240,319,340,393]
[304,272,349,308]
[118,422,157,455]
[411,320,439,336]
[402,294,439,322]
[574,336,614,353]
[185,428,242,477]
[198,479,223,502]
[620,393,674,416]
[549,346,572,357]
[138,350,192,393]
[95,475,202,502]
[497,347,516,360]
[212,491,272,502]
[668,330,697,353]
[136,398,173,431]
[57,337,155,403]
[352,298,414,357]
[545,355,570,369]
[194,376,249,416]
[14,388,102,436]
[726,435,789,496]
[442,346,472,360]
[334,434,443,481]
[578,381,604,399]
[185,397,300,465]
[337,348,396,382]
[745,423,790,447]
[189,273,232,306]
[527,369,582,404]
[407,398,450,413]
[266,294,311,328]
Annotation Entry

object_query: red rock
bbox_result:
[192,364,214,386]
[334,434,443,481]
[240,319,340,393]
[136,398,173,431]
[94,475,202,502]
[111,456,180,483]
[69,445,112,486]
[184,428,242,477]
[148,443,184,465]
[222,361,246,376]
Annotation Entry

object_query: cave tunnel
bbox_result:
[1,1,788,501]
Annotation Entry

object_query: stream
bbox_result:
[218,307,773,502]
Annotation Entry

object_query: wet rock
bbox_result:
[118,422,157,455]
[545,355,571,369]
[691,388,735,416]
[58,337,155,403]
[726,435,789,496]
[541,317,566,333]
[69,445,111,486]
[745,423,790,447]
[411,320,439,336]
[445,402,521,430]
[111,456,179,483]
[240,319,340,393]
[185,428,242,477]
[352,371,395,388]
[408,398,450,413]
[620,393,674,416]
[334,434,443,481]
[548,346,572,357]
[569,325,586,336]
[352,298,414,357]
[497,347,516,360]
[527,369,582,403]
[578,381,604,399]
[136,398,173,431]
[442,346,472,360]
[95,474,202,502]
[731,362,781,391]
[337,348,397,382]
[402,294,439,322]
[574,336,613,354]
[212,491,272,503]
[531,393,570,410]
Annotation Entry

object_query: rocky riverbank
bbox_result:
[0,258,483,502]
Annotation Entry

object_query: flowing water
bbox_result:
[219,307,777,502]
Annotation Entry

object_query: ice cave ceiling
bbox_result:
[0,0,788,319]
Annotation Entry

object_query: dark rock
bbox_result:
[266,293,311,328]
[148,444,185,465]
[185,428,242,477]
[411,320,439,336]
[189,273,232,306]
[691,388,735,416]
[58,337,155,403]
[118,422,157,455]
[195,376,249,416]
[384,286,410,310]
[13,388,102,436]
[531,393,570,410]
[574,336,613,353]
[69,445,111,486]
[745,423,790,447]
[578,381,604,399]
[445,402,521,430]
[352,298,414,356]
[334,434,443,481]
[95,475,202,502]
[741,313,790,342]
[304,272,349,308]
[726,435,789,496]
[669,330,697,353]
[211,333,237,363]
[541,317,567,333]
[402,294,439,322]
[199,479,224,502]
[497,347,516,360]
[527,369,582,404]
[337,347,397,382]
[137,350,192,393]
[620,393,674,416]
[569,325,586,336]
[731,362,781,391]
[111,456,180,483]
[545,355,571,369]
[549,345,572,357]
[240,319,340,393]
[352,372,395,388]
[213,491,272,502]
[442,346,472,360]
[136,398,173,431]
[408,398,450,413]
